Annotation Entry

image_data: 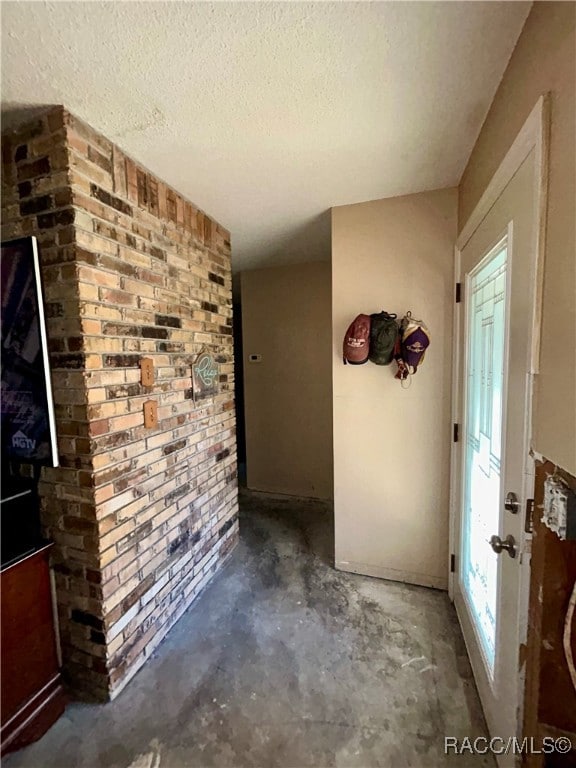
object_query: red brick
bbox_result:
[89,419,110,437]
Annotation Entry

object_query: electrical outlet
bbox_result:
[140,357,154,387]
[143,400,158,429]
[248,354,262,363]
[542,476,576,540]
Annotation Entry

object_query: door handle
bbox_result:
[504,492,520,513]
[489,534,517,558]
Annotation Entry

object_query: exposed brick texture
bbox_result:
[1,106,239,700]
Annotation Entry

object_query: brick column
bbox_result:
[1,107,239,699]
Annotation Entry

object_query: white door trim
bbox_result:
[456,94,550,370]
[449,93,550,599]
[448,94,550,747]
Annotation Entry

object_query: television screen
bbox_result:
[1,237,59,466]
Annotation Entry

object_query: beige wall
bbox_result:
[332,188,457,589]
[459,2,576,474]
[241,262,333,500]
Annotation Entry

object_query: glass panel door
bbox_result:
[461,238,507,675]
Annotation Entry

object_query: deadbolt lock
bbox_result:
[504,492,520,513]
[489,534,517,559]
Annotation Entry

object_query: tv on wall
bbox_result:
[1,236,59,466]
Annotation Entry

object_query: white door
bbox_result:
[453,149,538,763]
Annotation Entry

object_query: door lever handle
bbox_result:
[489,534,517,558]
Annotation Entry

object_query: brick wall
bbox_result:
[1,107,239,699]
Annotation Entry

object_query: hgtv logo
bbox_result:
[12,430,36,451]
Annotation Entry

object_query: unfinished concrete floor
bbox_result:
[6,491,492,768]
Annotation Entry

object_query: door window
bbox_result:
[461,238,507,675]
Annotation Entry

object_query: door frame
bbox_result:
[448,94,550,737]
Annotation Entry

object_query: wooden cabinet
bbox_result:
[1,543,66,755]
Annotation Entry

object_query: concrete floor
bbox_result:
[6,491,493,768]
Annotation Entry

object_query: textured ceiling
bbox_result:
[1,1,530,271]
